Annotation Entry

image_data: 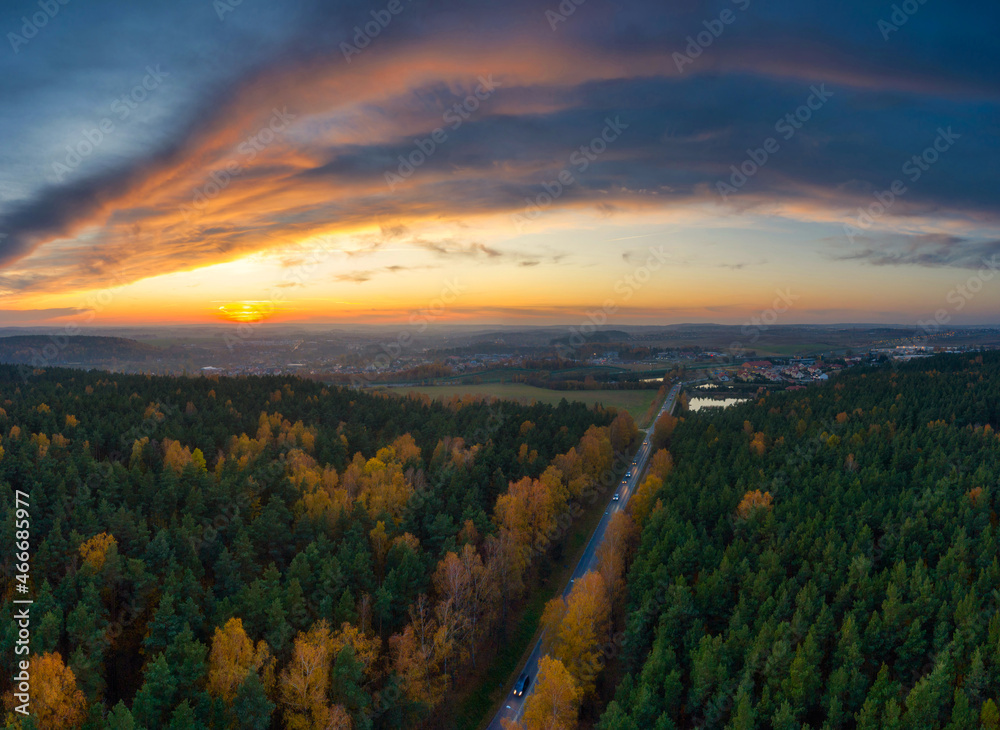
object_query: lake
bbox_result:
[688,396,751,412]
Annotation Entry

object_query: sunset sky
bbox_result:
[1,0,998,327]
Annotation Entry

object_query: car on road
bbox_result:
[613,492,620,501]
[513,673,531,697]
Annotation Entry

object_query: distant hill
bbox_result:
[0,335,161,366]
[550,329,631,346]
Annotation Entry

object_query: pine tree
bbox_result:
[132,654,178,728]
[230,674,275,730]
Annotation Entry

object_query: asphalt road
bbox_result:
[485,382,684,730]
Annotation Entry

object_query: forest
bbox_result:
[0,364,639,729]
[599,352,1000,729]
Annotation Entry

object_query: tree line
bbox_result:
[0,365,639,729]
[599,352,1000,729]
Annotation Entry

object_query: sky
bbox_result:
[1,0,998,327]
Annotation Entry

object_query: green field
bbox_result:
[391,383,662,425]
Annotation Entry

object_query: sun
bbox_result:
[215,301,277,323]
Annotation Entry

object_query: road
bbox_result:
[485,382,684,730]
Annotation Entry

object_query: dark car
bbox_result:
[613,492,620,501]
[514,673,531,697]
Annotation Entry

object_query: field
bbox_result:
[390,383,662,425]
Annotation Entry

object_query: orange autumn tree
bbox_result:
[389,620,449,709]
[736,489,774,520]
[24,653,87,728]
[609,412,638,453]
[207,618,275,704]
[30,432,50,459]
[78,533,117,571]
[163,439,207,473]
[506,656,581,730]
[325,705,352,729]
[652,411,679,447]
[629,449,673,526]
[432,543,496,666]
[595,511,638,612]
[494,477,558,556]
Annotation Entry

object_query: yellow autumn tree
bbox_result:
[27,652,87,728]
[30,433,50,459]
[128,437,149,471]
[629,475,663,527]
[65,415,79,427]
[507,656,581,730]
[79,533,117,571]
[541,571,610,696]
[207,618,275,703]
[279,621,339,730]
[330,622,381,679]
[191,448,208,472]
